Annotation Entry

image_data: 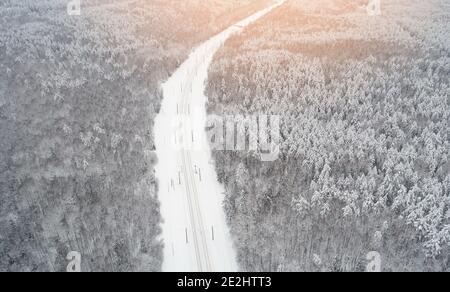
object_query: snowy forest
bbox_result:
[1,0,448,273]
[206,0,449,271]
[0,0,271,272]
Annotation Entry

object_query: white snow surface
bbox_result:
[154,0,285,272]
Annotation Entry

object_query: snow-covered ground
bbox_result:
[154,0,285,272]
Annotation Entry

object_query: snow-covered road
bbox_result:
[154,0,285,272]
